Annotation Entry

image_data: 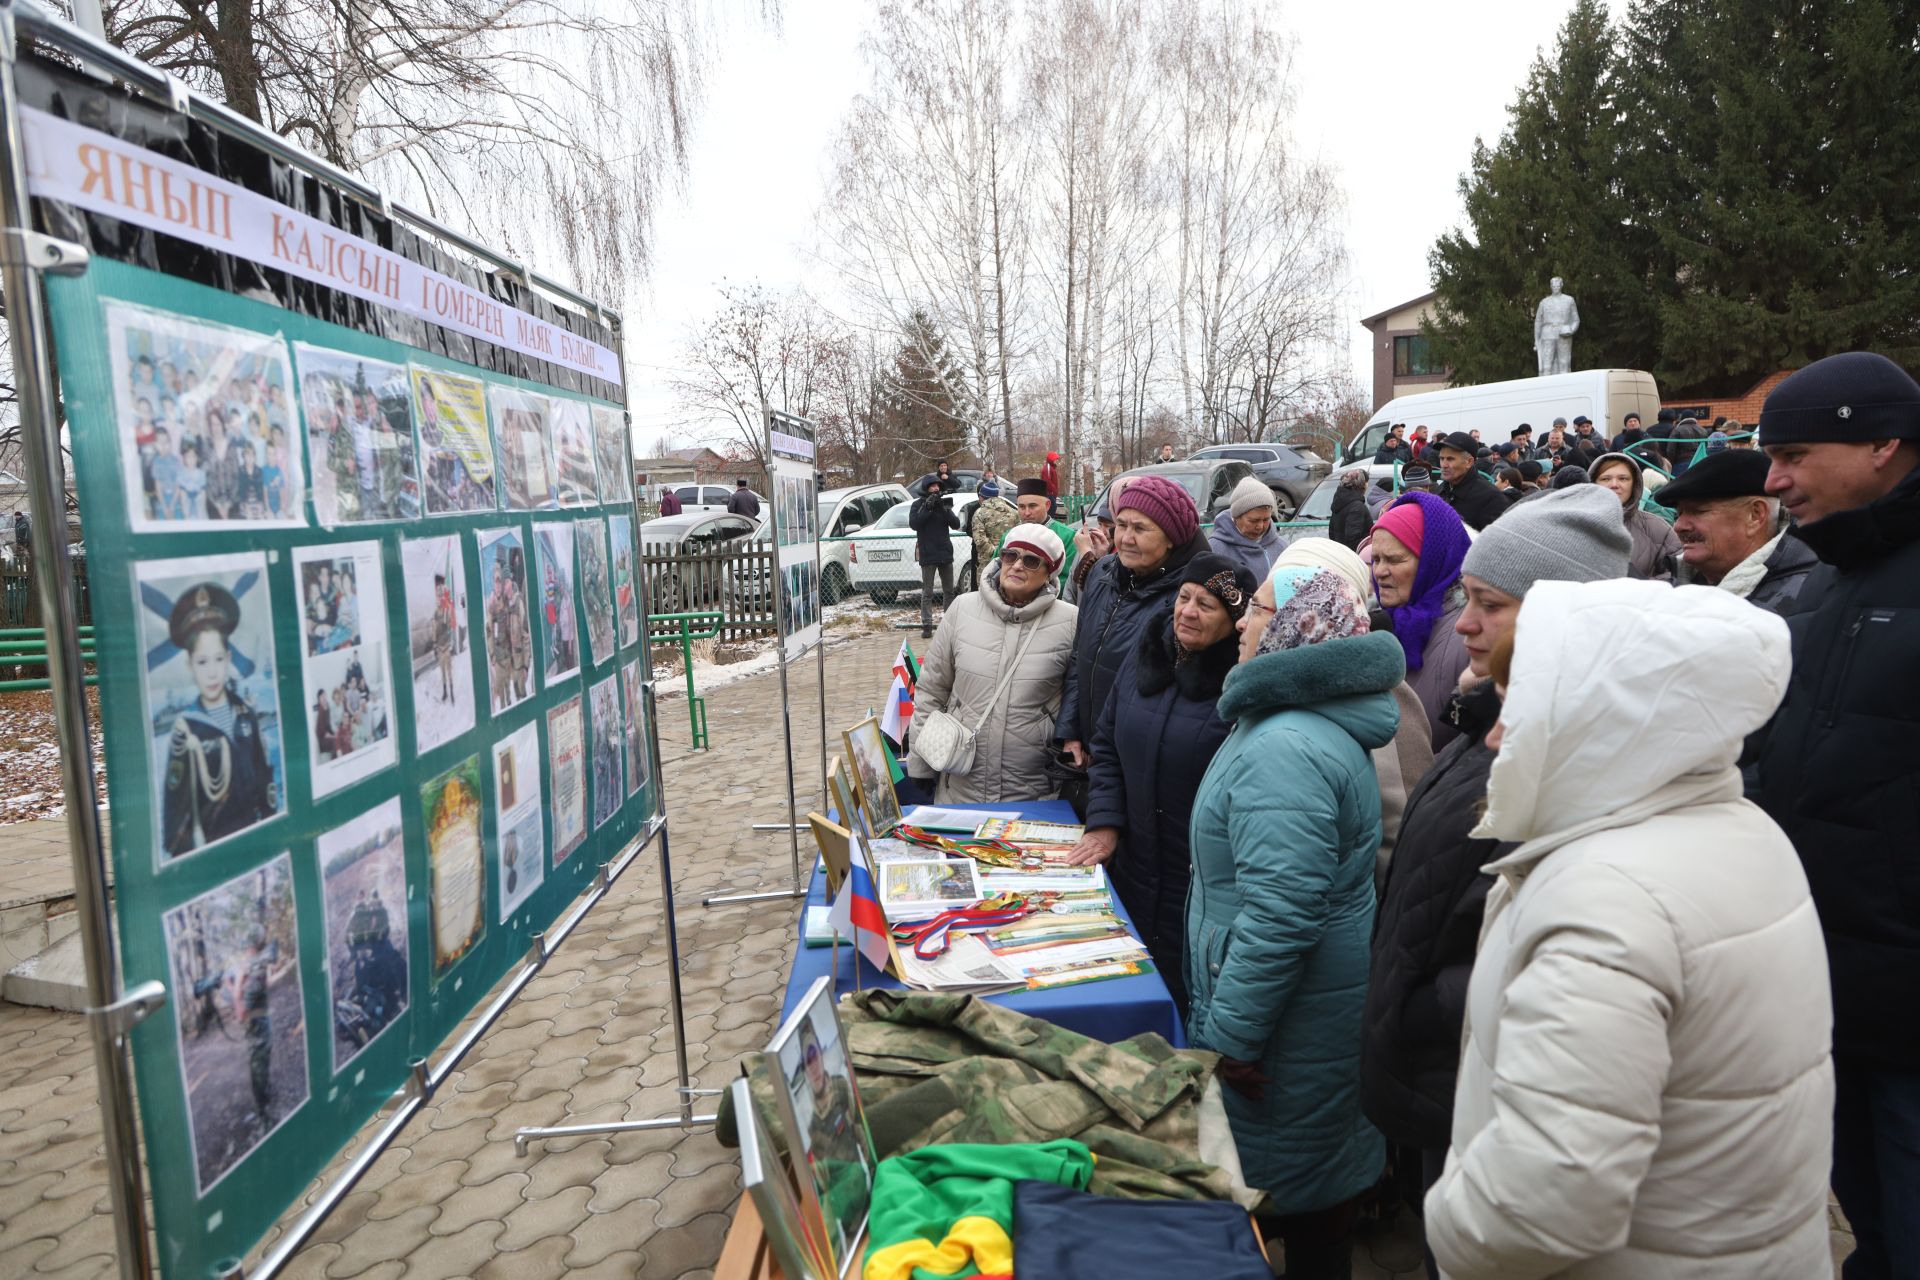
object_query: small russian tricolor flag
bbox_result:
[828,837,892,971]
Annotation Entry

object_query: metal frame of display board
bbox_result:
[0,4,712,1276]
[704,407,830,909]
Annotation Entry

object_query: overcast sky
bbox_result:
[620,0,1616,451]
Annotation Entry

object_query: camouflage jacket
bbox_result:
[721,991,1237,1204]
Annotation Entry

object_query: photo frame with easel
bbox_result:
[841,717,903,838]
[763,976,877,1278]
[807,812,852,899]
[733,1074,834,1280]
[827,755,866,838]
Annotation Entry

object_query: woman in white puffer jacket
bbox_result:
[1425,578,1834,1279]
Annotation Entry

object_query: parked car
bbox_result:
[646,482,765,515]
[720,517,775,618]
[1339,369,1662,467]
[638,511,758,613]
[817,482,912,603]
[1185,443,1330,519]
[904,469,985,498]
[846,494,979,604]
[1082,459,1257,531]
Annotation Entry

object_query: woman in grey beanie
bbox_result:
[1207,475,1286,580]
[1362,481,1631,1274]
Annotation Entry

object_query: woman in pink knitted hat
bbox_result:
[1057,473,1205,770]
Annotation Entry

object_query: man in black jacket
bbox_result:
[1751,351,1920,1280]
[725,479,760,518]
[907,481,961,638]
[1432,431,1507,530]
[1374,423,1414,465]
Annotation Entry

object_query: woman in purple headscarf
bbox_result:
[1368,490,1472,749]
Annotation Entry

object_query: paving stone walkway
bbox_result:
[0,620,1853,1278]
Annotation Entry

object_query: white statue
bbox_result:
[1534,277,1580,376]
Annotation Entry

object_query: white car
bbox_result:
[637,510,759,613]
[817,482,910,603]
[846,494,978,605]
[647,482,765,516]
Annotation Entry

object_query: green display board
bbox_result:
[45,256,660,1277]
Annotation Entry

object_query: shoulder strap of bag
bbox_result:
[971,621,1040,734]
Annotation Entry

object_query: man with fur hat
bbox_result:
[1750,351,1920,1280]
[1651,449,1830,616]
[1207,475,1286,579]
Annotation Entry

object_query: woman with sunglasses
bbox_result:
[1068,553,1254,1014]
[904,525,1078,804]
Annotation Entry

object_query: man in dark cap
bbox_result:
[1568,414,1607,467]
[1508,424,1534,462]
[1749,351,1920,1280]
[1374,424,1414,466]
[1432,432,1507,530]
[1652,449,1830,616]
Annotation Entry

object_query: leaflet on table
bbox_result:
[1001,935,1149,971]
[903,804,1019,833]
[1024,957,1154,991]
[977,864,1106,895]
[893,934,1021,993]
[865,838,925,865]
[979,912,1135,952]
[972,818,1085,846]
[877,858,982,920]
[802,904,838,948]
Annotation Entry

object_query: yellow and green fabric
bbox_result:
[862,1139,1094,1280]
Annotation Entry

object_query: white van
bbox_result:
[1339,369,1662,466]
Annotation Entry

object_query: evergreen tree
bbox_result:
[1425,0,1660,385]
[1621,0,1920,389]
[878,311,970,468]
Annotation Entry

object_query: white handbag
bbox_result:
[916,624,1039,775]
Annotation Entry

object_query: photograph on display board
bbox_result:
[591,404,634,503]
[764,977,876,1275]
[547,695,587,863]
[533,522,581,684]
[422,755,485,977]
[574,516,617,667]
[411,366,496,514]
[160,853,307,1196]
[107,302,303,531]
[296,345,420,525]
[588,673,623,830]
[476,527,535,713]
[135,552,285,864]
[492,721,546,921]
[549,398,599,507]
[293,541,396,798]
[842,716,902,837]
[608,514,640,646]
[316,798,409,1072]
[621,658,649,798]
[399,534,475,754]
[489,385,558,512]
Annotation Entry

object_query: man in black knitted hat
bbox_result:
[1749,350,1920,1280]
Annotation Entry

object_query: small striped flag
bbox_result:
[828,837,892,971]
[879,641,918,746]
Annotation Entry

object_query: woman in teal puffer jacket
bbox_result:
[1186,563,1402,1278]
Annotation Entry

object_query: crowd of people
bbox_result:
[895,352,1920,1279]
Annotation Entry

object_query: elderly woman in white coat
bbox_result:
[906,524,1078,803]
[1426,579,1833,1279]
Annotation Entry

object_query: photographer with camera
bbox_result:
[909,479,963,637]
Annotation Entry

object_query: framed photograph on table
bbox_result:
[827,755,864,838]
[841,717,902,837]
[763,976,875,1278]
[732,1075,833,1280]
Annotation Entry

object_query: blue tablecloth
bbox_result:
[780,800,1188,1047]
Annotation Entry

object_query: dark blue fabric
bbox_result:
[782,800,1187,1047]
[1012,1179,1270,1280]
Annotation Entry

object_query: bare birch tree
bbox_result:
[822,0,1029,463]
[667,283,836,472]
[100,0,777,299]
